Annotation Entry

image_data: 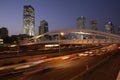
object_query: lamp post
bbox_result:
[59,32,64,56]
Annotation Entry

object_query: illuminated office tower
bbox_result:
[39,20,48,35]
[90,20,98,30]
[76,16,86,29]
[105,22,114,33]
[23,5,35,36]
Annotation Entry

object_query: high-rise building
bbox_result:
[0,27,8,38]
[90,20,98,30]
[105,22,114,33]
[76,16,86,29]
[39,20,48,35]
[23,5,35,36]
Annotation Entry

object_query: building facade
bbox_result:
[76,16,86,29]
[39,20,48,35]
[118,26,120,35]
[23,5,35,36]
[105,22,114,33]
[90,20,98,30]
[0,27,8,38]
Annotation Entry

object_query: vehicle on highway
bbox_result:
[23,66,44,75]
[84,51,89,54]
[84,51,93,54]
[69,54,79,60]
[61,55,70,60]
[13,64,45,74]
[84,51,96,56]
[26,56,47,62]
[89,53,96,56]
[78,53,88,56]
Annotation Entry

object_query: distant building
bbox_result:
[18,34,31,40]
[105,22,114,33]
[90,20,98,30]
[0,27,8,38]
[39,20,48,35]
[23,5,35,36]
[76,16,86,29]
[0,39,3,45]
[118,26,120,35]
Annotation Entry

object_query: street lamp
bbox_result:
[59,32,64,56]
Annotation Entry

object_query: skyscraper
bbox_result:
[90,20,98,30]
[39,20,48,35]
[23,5,35,36]
[105,22,114,33]
[76,16,86,29]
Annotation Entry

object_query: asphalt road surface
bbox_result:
[0,53,109,80]
[77,51,120,80]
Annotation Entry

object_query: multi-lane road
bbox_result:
[0,53,111,80]
[0,44,119,80]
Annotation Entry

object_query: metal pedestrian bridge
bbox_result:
[20,29,120,46]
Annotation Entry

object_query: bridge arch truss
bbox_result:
[20,29,120,45]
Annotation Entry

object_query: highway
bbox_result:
[0,53,109,80]
[0,44,119,80]
[78,50,120,80]
[0,45,103,59]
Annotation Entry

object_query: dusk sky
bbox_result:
[0,0,120,36]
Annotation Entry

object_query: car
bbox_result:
[89,53,96,56]
[61,56,70,60]
[23,66,44,75]
[70,54,79,60]
[78,53,88,56]
[84,51,89,54]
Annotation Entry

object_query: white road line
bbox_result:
[117,71,120,80]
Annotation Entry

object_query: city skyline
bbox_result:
[0,0,120,35]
